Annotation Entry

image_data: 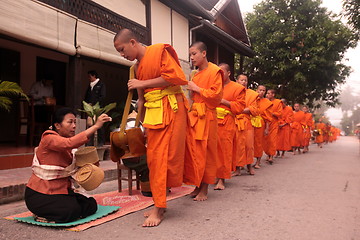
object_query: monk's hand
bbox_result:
[187,81,200,93]
[95,113,112,129]
[128,79,143,90]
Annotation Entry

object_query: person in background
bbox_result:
[84,70,106,146]
[29,77,54,123]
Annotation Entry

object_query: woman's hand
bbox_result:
[94,114,112,129]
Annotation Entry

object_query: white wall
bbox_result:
[92,0,146,26]
[171,11,189,62]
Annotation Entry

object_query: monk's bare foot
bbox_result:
[231,167,241,177]
[194,183,208,201]
[189,187,200,198]
[247,165,255,175]
[142,207,165,227]
[267,158,273,165]
[254,164,260,169]
[214,179,225,190]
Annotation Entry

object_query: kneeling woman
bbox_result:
[25,107,111,223]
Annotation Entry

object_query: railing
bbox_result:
[37,0,150,45]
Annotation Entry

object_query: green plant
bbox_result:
[78,101,117,125]
[0,80,29,111]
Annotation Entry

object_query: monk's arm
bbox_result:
[137,88,145,122]
[128,77,171,90]
[230,89,246,114]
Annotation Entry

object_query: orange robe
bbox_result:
[254,98,273,158]
[290,111,306,147]
[302,112,314,147]
[216,81,245,179]
[184,62,223,186]
[315,122,326,143]
[236,89,259,167]
[277,106,293,151]
[264,99,282,156]
[136,43,188,208]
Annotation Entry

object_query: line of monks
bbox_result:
[112,29,340,227]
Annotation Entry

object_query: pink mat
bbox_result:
[5,185,193,231]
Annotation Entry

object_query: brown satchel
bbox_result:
[110,67,146,162]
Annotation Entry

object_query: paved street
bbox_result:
[1,136,359,240]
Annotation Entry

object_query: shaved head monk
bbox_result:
[234,74,259,175]
[290,103,306,155]
[184,41,223,201]
[302,106,314,153]
[276,99,293,158]
[114,28,189,227]
[253,85,273,168]
[263,89,282,164]
[214,63,245,190]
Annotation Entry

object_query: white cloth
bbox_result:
[90,78,100,90]
[31,148,78,180]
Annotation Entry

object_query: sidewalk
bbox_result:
[0,160,119,204]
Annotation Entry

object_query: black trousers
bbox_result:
[25,187,97,223]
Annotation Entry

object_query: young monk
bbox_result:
[234,74,259,175]
[302,106,314,153]
[184,41,223,201]
[263,89,282,164]
[113,29,188,227]
[315,118,326,148]
[276,99,293,158]
[290,103,306,155]
[214,63,245,190]
[253,85,273,169]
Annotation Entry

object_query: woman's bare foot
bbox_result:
[142,207,165,227]
[193,183,208,201]
[214,179,225,190]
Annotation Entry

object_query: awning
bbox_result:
[0,0,76,55]
[198,19,255,57]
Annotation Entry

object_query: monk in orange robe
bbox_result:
[253,85,273,169]
[276,99,293,158]
[290,103,306,155]
[233,74,259,176]
[114,29,188,227]
[184,41,223,201]
[263,89,282,164]
[214,63,245,190]
[302,106,314,153]
[315,118,326,148]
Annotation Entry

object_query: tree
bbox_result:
[243,0,357,107]
[343,0,360,41]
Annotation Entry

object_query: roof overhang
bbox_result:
[198,19,255,57]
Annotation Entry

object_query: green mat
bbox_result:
[13,205,120,227]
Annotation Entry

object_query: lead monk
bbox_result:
[114,29,188,227]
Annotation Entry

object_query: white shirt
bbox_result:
[90,78,100,90]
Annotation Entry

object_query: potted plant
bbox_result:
[0,80,28,111]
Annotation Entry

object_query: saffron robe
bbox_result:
[184,62,223,186]
[315,122,326,143]
[136,43,188,208]
[302,112,314,147]
[216,81,245,179]
[235,89,259,167]
[254,98,273,158]
[290,110,306,147]
[263,99,282,156]
[277,106,293,151]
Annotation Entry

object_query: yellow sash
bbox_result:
[216,107,233,119]
[250,115,263,128]
[143,86,183,125]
